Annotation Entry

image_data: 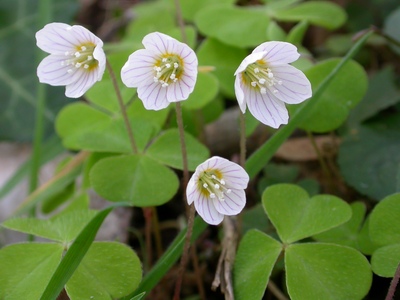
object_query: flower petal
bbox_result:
[246,88,289,128]
[234,74,247,113]
[270,64,312,104]
[166,74,195,102]
[253,41,300,65]
[142,32,176,55]
[213,189,246,216]
[234,51,265,76]
[36,23,82,54]
[93,45,106,80]
[186,174,199,205]
[37,55,75,86]
[121,49,156,88]
[137,82,169,110]
[194,194,224,225]
[65,69,98,98]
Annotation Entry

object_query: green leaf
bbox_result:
[233,230,282,300]
[56,103,159,153]
[0,243,64,300]
[262,184,351,243]
[287,20,309,45]
[241,204,271,234]
[146,129,210,171]
[178,0,236,21]
[369,193,400,246]
[347,67,400,127]
[183,72,219,110]
[197,38,247,98]
[273,1,347,30]
[312,202,367,250]
[129,292,146,300]
[195,5,270,48]
[266,21,287,41]
[40,207,114,300]
[289,58,368,133]
[371,244,400,277]
[90,154,179,206]
[338,123,400,200]
[384,7,400,54]
[0,0,78,141]
[285,243,372,300]
[2,210,98,244]
[65,242,142,299]
[357,216,380,255]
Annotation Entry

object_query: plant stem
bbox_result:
[172,0,203,298]
[239,112,247,167]
[106,59,138,154]
[386,262,400,300]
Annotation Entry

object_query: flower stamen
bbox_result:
[153,55,183,88]
[199,171,231,201]
[243,60,284,95]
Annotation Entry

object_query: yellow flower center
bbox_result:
[62,42,98,73]
[198,169,231,201]
[242,60,283,95]
[153,54,183,87]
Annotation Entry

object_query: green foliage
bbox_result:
[90,154,179,206]
[0,243,63,300]
[384,7,400,54]
[183,72,219,110]
[65,242,142,299]
[195,5,270,49]
[177,0,236,21]
[0,0,78,141]
[233,230,282,300]
[272,1,347,29]
[285,243,372,300]
[262,184,352,243]
[289,58,368,133]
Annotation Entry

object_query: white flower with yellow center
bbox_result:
[187,156,249,225]
[36,22,106,98]
[235,41,312,128]
[121,32,198,110]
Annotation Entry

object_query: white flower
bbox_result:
[187,156,249,225]
[36,22,106,98]
[121,32,198,110]
[234,41,312,128]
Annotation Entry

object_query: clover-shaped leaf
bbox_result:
[262,184,351,243]
[285,243,372,300]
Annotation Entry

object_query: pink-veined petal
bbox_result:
[194,194,224,225]
[186,174,200,205]
[93,45,106,80]
[213,189,246,216]
[270,64,312,104]
[70,25,102,46]
[234,74,247,113]
[36,23,82,54]
[211,156,249,189]
[253,41,300,65]
[246,88,288,128]
[142,32,176,55]
[121,49,156,88]
[138,82,169,110]
[166,73,195,102]
[65,69,99,98]
[234,51,265,76]
[37,55,75,86]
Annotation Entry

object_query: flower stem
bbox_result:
[386,262,400,300]
[106,59,138,154]
[172,0,203,298]
[239,112,247,168]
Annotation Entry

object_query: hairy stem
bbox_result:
[106,59,138,154]
[386,262,400,300]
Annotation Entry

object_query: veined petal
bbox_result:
[93,45,106,80]
[270,64,312,104]
[246,88,288,128]
[37,55,75,86]
[194,194,224,225]
[36,23,82,54]
[137,82,169,110]
[186,174,199,205]
[65,69,99,98]
[253,41,300,65]
[121,49,156,88]
[166,74,195,102]
[234,74,247,113]
[234,51,265,76]
[213,189,246,216]
[142,32,176,55]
